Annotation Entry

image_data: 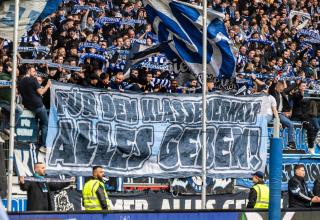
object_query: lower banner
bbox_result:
[4,190,249,212]
[170,177,234,194]
[236,154,320,190]
[8,210,320,220]
[0,190,306,212]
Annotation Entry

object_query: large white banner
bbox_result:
[0,0,61,40]
[46,83,269,178]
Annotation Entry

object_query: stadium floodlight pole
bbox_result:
[201,0,208,210]
[7,0,20,211]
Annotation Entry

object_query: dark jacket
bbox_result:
[291,91,310,120]
[288,175,313,208]
[313,179,320,207]
[109,78,130,91]
[20,177,70,211]
[269,82,296,113]
[247,180,265,208]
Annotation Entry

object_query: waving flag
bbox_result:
[144,0,236,79]
[0,0,62,40]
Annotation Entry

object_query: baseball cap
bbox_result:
[252,171,264,179]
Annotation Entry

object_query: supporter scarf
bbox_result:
[63,0,79,3]
[109,60,126,71]
[104,49,130,59]
[304,38,320,44]
[78,43,130,56]
[48,63,82,71]
[36,71,48,78]
[96,17,119,24]
[20,59,82,71]
[19,35,40,43]
[121,18,147,26]
[18,46,50,54]
[239,72,305,81]
[300,42,315,57]
[131,38,146,45]
[33,173,48,192]
[298,29,320,44]
[78,42,103,52]
[72,5,103,14]
[146,55,167,64]
[25,176,73,183]
[246,38,274,46]
[20,59,51,64]
[96,17,146,26]
[79,53,106,63]
[299,29,320,39]
[140,62,170,71]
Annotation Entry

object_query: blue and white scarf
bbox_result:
[298,29,320,44]
[140,62,170,71]
[245,38,274,46]
[19,35,40,43]
[96,17,146,26]
[20,59,82,71]
[72,5,103,14]
[131,38,147,45]
[78,42,104,52]
[25,176,73,183]
[79,53,106,63]
[18,46,50,54]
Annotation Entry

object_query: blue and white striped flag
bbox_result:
[0,0,62,41]
[144,0,236,79]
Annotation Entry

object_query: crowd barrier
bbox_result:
[8,209,320,220]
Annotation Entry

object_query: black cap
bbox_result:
[252,171,264,179]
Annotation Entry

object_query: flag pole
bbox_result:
[7,0,20,211]
[201,0,208,210]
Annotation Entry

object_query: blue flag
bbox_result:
[144,0,236,79]
[0,0,62,40]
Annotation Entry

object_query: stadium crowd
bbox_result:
[0,0,319,153]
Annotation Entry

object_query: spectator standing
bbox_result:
[19,162,74,211]
[269,79,296,150]
[309,99,320,142]
[246,171,269,209]
[83,166,111,211]
[291,81,316,154]
[288,164,320,208]
[260,84,278,124]
[313,179,320,207]
[19,66,51,153]
[109,71,129,92]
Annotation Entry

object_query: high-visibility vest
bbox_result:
[253,184,270,209]
[82,179,110,210]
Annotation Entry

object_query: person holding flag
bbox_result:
[19,162,75,211]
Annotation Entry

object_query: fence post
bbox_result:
[269,117,282,220]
